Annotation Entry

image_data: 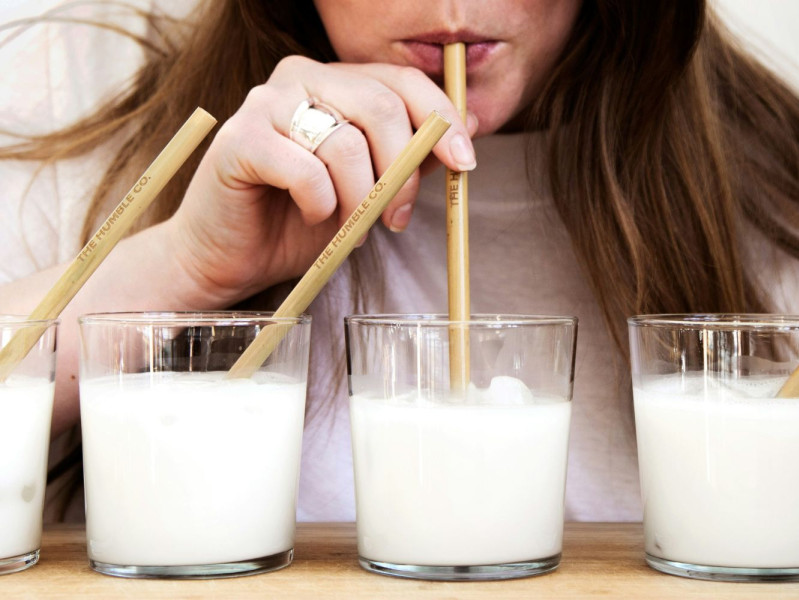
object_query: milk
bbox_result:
[634,374,799,568]
[80,371,306,566]
[350,376,571,566]
[0,377,54,560]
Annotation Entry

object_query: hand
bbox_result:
[164,55,478,308]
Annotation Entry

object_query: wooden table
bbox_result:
[2,523,797,599]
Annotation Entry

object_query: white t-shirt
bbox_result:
[3,0,798,523]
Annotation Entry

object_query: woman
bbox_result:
[2,0,798,522]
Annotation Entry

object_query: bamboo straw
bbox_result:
[0,108,217,382]
[777,370,799,397]
[444,43,471,392]
[227,110,452,379]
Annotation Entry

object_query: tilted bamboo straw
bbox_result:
[0,107,217,381]
[444,43,471,392]
[227,110,452,379]
[777,369,799,397]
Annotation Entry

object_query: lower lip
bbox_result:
[400,41,498,76]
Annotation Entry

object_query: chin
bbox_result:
[470,101,515,137]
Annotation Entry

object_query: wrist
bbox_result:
[159,218,264,310]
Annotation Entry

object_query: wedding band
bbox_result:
[289,97,348,154]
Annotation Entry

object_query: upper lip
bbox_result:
[403,29,496,45]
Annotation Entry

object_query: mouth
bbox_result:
[398,30,500,79]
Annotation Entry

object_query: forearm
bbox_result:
[0,221,225,438]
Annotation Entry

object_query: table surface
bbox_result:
[2,522,798,599]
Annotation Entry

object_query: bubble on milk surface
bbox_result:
[140,370,297,388]
[466,376,564,405]
[642,372,788,400]
[382,376,564,406]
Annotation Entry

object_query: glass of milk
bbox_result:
[0,315,58,575]
[629,314,799,581]
[345,314,577,580]
[78,312,310,578]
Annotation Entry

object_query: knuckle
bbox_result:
[210,115,255,157]
[363,87,406,122]
[273,55,311,76]
[327,126,368,162]
[266,56,315,96]
[242,83,277,110]
[294,160,333,207]
[395,65,429,88]
[210,119,237,146]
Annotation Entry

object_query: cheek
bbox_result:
[513,2,582,109]
[313,0,386,62]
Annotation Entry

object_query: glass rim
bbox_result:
[78,311,311,326]
[344,313,577,327]
[628,313,799,329]
[0,314,60,327]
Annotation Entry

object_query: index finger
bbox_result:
[337,62,477,174]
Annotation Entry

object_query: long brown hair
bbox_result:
[4,0,798,350]
[535,2,799,352]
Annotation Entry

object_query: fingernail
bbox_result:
[389,204,413,232]
[449,133,477,171]
[356,234,368,248]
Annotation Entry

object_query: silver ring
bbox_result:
[289,97,348,154]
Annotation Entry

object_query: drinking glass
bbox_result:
[0,316,58,575]
[79,311,310,578]
[630,314,799,581]
[346,314,577,580]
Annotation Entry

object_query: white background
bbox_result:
[712,0,799,90]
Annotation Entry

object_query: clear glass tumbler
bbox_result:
[79,311,310,579]
[0,316,58,575]
[346,314,577,580]
[629,314,799,581]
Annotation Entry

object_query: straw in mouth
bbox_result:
[444,42,471,391]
